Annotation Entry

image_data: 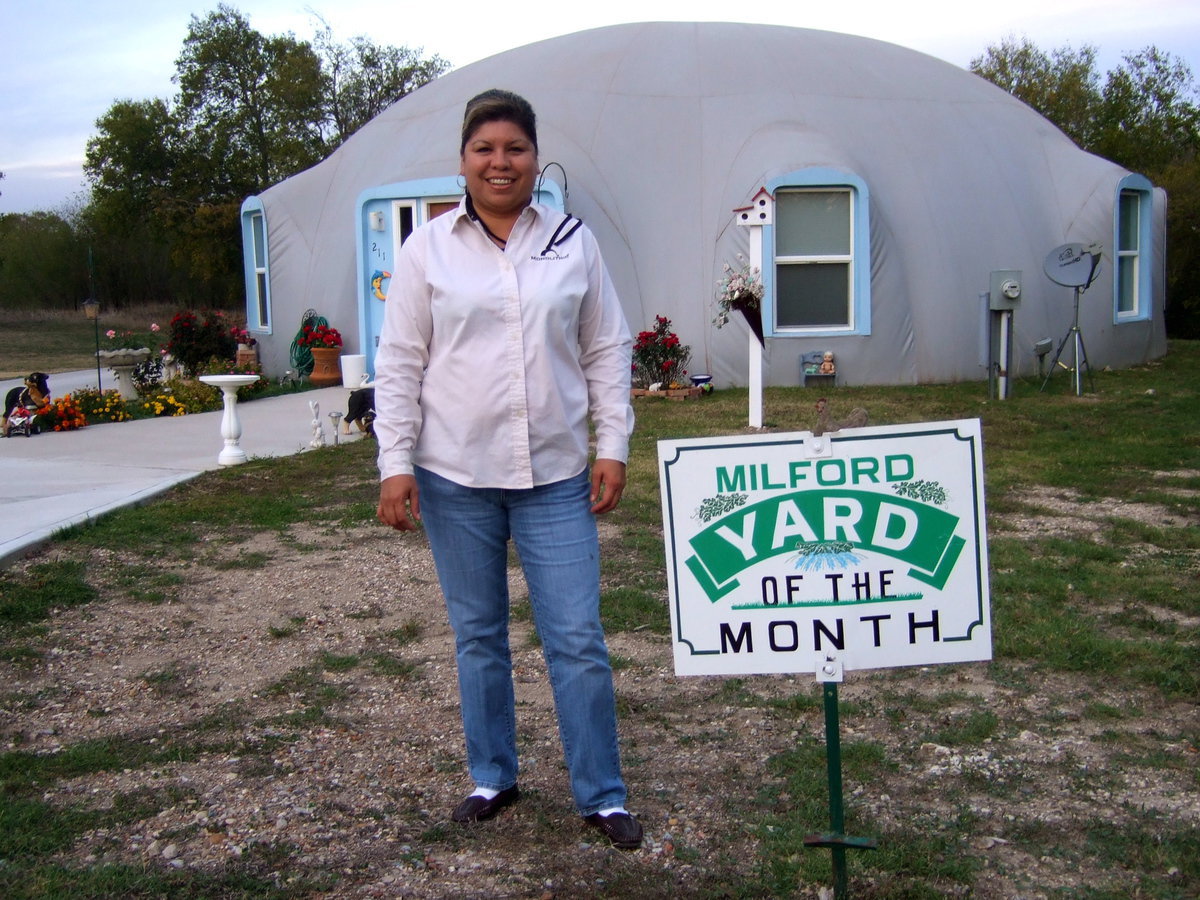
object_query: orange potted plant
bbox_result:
[298,323,344,387]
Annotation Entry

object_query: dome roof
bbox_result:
[257,22,1163,386]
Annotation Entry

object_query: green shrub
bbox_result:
[166,311,236,377]
[150,377,220,415]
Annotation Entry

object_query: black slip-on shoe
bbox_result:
[451,785,520,823]
[583,811,643,849]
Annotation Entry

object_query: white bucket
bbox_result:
[340,354,367,388]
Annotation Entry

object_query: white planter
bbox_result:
[97,348,151,399]
[96,348,151,367]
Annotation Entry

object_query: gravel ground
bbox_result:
[2,490,1198,898]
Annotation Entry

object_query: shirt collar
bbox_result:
[451,196,545,230]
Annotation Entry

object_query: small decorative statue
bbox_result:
[160,354,184,381]
[818,351,836,375]
[813,397,869,437]
[309,400,326,448]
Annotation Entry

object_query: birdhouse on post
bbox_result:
[732,187,772,427]
[733,187,774,227]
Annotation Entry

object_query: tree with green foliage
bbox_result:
[1091,47,1200,175]
[84,99,180,227]
[971,38,1200,337]
[314,20,450,143]
[970,36,1102,148]
[0,212,90,310]
[65,4,448,313]
[1155,157,1200,337]
[82,98,210,306]
[176,4,327,197]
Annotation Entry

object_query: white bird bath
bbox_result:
[198,374,261,466]
[96,348,151,399]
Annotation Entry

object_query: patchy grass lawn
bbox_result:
[0,343,1196,898]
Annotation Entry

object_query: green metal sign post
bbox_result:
[803,680,877,899]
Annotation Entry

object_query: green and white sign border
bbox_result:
[658,419,992,676]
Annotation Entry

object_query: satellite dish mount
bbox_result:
[1040,243,1101,395]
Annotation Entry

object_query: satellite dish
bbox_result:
[1044,243,1102,288]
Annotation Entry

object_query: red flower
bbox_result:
[301,324,343,348]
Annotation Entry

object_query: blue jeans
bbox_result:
[414,466,627,815]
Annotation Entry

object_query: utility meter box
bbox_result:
[989,270,1022,311]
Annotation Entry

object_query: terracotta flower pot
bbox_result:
[308,347,342,387]
[235,344,258,369]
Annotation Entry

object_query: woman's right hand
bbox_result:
[378,474,421,531]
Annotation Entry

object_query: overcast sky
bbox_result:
[2,0,1198,215]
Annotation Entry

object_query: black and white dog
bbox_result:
[3,372,51,437]
[345,387,376,435]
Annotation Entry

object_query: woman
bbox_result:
[374,90,641,849]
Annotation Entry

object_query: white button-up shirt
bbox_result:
[374,199,634,490]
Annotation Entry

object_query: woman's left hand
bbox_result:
[590,459,626,514]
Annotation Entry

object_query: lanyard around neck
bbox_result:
[542,215,582,256]
[465,193,510,248]
[465,195,584,257]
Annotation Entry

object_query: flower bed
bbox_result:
[35,395,88,432]
[73,388,133,423]
[17,308,314,433]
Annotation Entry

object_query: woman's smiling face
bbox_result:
[460,119,538,220]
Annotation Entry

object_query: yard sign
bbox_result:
[659,420,991,676]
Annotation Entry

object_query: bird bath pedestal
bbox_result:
[198,374,261,466]
[97,348,151,400]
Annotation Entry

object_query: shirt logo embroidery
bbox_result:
[530,249,570,261]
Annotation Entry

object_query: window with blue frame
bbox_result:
[240,199,270,333]
[766,170,871,337]
[1115,175,1153,322]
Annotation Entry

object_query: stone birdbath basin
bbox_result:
[96,348,151,400]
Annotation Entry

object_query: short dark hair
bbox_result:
[460,89,538,154]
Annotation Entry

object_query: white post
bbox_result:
[748,228,764,428]
[733,187,773,429]
[998,310,1010,400]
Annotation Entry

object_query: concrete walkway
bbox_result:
[0,371,370,567]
